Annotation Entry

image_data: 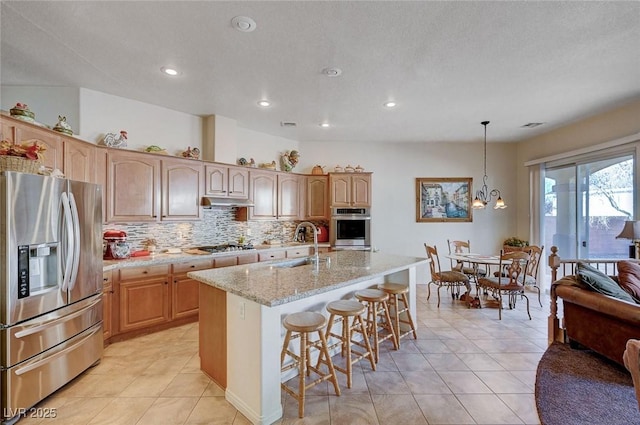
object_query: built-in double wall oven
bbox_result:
[330,207,371,250]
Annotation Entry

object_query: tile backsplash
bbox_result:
[103,207,327,251]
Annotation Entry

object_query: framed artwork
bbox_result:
[416,177,473,222]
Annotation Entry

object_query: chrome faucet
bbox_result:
[293,221,320,264]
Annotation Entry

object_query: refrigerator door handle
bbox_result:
[60,192,75,292]
[67,192,81,291]
[13,295,102,338]
[14,324,101,376]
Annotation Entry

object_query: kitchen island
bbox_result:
[188,250,428,425]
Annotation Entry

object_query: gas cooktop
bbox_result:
[192,243,255,253]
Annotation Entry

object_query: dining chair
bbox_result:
[522,245,544,307]
[447,239,487,283]
[477,250,532,320]
[424,244,470,307]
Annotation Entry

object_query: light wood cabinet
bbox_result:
[161,158,203,221]
[63,136,96,183]
[107,150,161,222]
[105,151,202,223]
[247,170,278,219]
[102,271,113,341]
[286,247,311,258]
[205,163,249,199]
[12,121,63,171]
[1,116,15,143]
[241,170,303,220]
[171,259,213,320]
[118,265,171,333]
[258,250,286,262]
[329,173,372,207]
[278,173,304,220]
[306,175,329,219]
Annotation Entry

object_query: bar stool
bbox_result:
[324,300,376,388]
[378,282,417,346]
[280,311,341,418]
[355,288,399,363]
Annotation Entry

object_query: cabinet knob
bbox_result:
[142,271,148,274]
[103,277,108,282]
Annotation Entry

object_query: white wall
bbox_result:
[1,86,80,131]
[236,127,300,171]
[299,140,518,259]
[79,88,202,153]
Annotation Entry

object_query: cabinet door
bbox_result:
[14,123,62,171]
[0,116,15,143]
[204,164,227,197]
[228,166,249,199]
[351,174,372,207]
[306,175,329,219]
[63,137,96,183]
[102,271,113,341]
[278,173,303,220]
[162,158,203,221]
[107,151,161,222]
[172,275,200,320]
[119,278,170,333]
[249,170,277,219]
[330,174,351,207]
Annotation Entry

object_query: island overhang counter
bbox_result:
[188,250,428,425]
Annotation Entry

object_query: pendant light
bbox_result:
[472,121,507,210]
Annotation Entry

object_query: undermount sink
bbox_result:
[271,258,311,268]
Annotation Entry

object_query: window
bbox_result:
[544,153,635,259]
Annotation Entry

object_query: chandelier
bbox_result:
[472,121,507,210]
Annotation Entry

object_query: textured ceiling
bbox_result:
[1,1,639,144]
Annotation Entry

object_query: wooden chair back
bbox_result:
[424,244,441,276]
[523,245,544,279]
[447,239,470,269]
[497,250,531,286]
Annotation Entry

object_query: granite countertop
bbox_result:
[188,250,428,307]
[102,242,329,271]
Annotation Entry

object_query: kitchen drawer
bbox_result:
[238,252,258,264]
[119,264,170,281]
[258,251,286,262]
[286,247,311,258]
[103,270,113,289]
[214,256,238,268]
[173,259,214,273]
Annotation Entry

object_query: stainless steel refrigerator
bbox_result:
[1,171,103,424]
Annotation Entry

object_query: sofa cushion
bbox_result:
[576,262,636,303]
[617,261,640,302]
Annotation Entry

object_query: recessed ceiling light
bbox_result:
[322,67,342,77]
[320,123,330,128]
[383,101,397,108]
[161,67,179,76]
[231,16,257,32]
[257,100,271,107]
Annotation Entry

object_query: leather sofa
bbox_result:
[553,275,640,366]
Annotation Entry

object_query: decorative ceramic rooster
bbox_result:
[103,130,128,148]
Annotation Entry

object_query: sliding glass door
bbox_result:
[544,154,635,259]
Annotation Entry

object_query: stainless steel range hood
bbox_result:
[202,197,254,207]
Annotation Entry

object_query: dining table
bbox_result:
[445,253,507,308]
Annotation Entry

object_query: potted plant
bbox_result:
[503,237,529,253]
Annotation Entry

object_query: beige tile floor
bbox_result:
[19,285,547,425]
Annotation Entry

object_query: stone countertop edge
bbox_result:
[102,242,330,272]
[188,251,428,307]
